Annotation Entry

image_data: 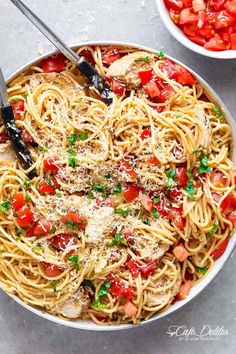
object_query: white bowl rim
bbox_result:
[2,40,236,331]
[156,0,236,59]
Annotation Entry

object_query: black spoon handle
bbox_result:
[1,104,37,178]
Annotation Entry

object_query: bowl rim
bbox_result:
[156,0,236,59]
[2,40,236,331]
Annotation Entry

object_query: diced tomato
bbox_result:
[123,301,137,317]
[43,158,59,172]
[214,10,236,29]
[60,212,87,230]
[139,261,156,277]
[176,167,189,186]
[177,280,192,300]
[198,25,216,39]
[141,129,152,140]
[231,32,236,48]
[169,187,183,200]
[226,209,236,223]
[160,59,196,86]
[119,160,137,182]
[79,49,95,66]
[96,196,115,208]
[168,207,186,229]
[225,1,236,15]
[212,192,223,202]
[173,243,189,261]
[138,69,153,85]
[51,233,77,250]
[197,9,206,28]
[204,34,228,50]
[169,8,181,24]
[40,54,67,73]
[183,0,193,6]
[156,85,175,103]
[210,170,227,187]
[107,273,133,303]
[12,99,25,113]
[0,132,8,143]
[165,0,183,10]
[154,193,171,217]
[188,34,207,45]
[102,48,121,66]
[33,219,53,236]
[146,156,160,166]
[123,184,140,202]
[211,0,227,11]
[140,193,153,213]
[193,0,206,12]
[211,238,229,260]
[180,7,199,24]
[11,193,25,212]
[41,262,62,277]
[112,80,126,96]
[38,181,56,195]
[221,193,236,211]
[125,259,140,278]
[16,205,34,228]
[145,81,161,98]
[21,128,34,144]
[183,23,199,36]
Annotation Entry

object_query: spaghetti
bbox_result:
[0,45,235,325]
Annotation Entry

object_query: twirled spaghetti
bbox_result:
[0,45,235,325]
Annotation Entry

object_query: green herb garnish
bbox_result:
[185,170,196,199]
[198,267,207,275]
[140,243,145,249]
[25,193,31,202]
[153,195,160,204]
[104,174,111,179]
[22,93,28,99]
[67,254,79,271]
[206,222,218,237]
[143,218,151,225]
[37,146,47,152]
[92,184,104,192]
[0,201,11,212]
[92,281,111,308]
[113,183,122,195]
[56,190,61,197]
[63,219,82,231]
[50,280,58,292]
[23,179,31,190]
[33,245,44,251]
[87,191,95,199]
[167,169,176,189]
[134,57,150,63]
[15,228,26,237]
[108,233,128,248]
[158,50,164,58]
[114,208,130,218]
[213,105,224,119]
[92,299,107,309]
[69,133,88,145]
[198,153,211,174]
[152,208,159,219]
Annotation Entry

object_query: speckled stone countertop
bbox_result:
[0,1,235,353]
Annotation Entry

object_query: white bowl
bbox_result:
[3,41,236,331]
[156,0,236,59]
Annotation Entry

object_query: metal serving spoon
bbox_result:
[0,67,37,178]
[9,0,113,105]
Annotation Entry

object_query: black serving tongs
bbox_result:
[10,0,113,105]
[0,67,37,178]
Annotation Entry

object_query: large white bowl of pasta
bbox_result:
[0,41,235,331]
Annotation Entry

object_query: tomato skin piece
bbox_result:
[210,0,227,11]
[33,219,53,236]
[111,80,126,96]
[221,193,236,211]
[211,238,229,260]
[180,7,199,25]
[16,205,34,228]
[40,54,67,73]
[169,187,183,201]
[107,273,133,303]
[0,132,8,143]
[38,181,56,195]
[119,160,137,182]
[21,128,34,144]
[139,261,156,278]
[141,129,152,140]
[138,69,153,85]
[102,48,121,66]
[60,212,87,230]
[169,8,181,24]
[140,193,153,213]
[79,49,95,66]
[11,193,25,212]
[146,156,160,166]
[168,207,186,229]
[12,99,25,112]
[41,262,62,277]
[226,210,236,223]
[177,280,192,300]
[231,32,236,48]
[225,1,236,15]
[125,259,140,278]
[145,81,161,98]
[123,301,137,317]
[173,243,189,261]
[155,194,171,217]
[123,184,140,202]
[214,10,236,29]
[204,34,228,50]
[51,233,77,250]
[43,158,59,172]
[188,35,207,45]
[176,167,189,186]
[164,0,183,10]
[192,0,206,12]
[210,170,227,187]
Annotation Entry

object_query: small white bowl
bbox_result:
[156,0,236,59]
[3,41,236,331]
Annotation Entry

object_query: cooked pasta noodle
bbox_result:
[0,45,235,325]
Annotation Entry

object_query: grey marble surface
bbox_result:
[0,0,235,353]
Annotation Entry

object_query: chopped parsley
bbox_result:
[15,228,26,237]
[33,245,44,251]
[152,208,159,219]
[92,299,107,309]
[56,190,61,197]
[213,105,224,119]
[113,183,122,195]
[206,222,218,237]
[69,132,88,145]
[25,193,31,202]
[185,171,196,199]
[108,233,128,248]
[67,254,79,271]
[50,280,58,292]
[22,93,28,99]
[67,149,77,156]
[23,179,32,190]
[46,176,52,185]
[158,50,165,58]
[198,267,207,275]
[87,191,95,199]
[92,184,104,192]
[63,219,82,231]
[37,146,47,152]
[140,243,145,249]
[143,218,151,225]
[153,195,160,204]
[167,169,176,189]
[134,56,150,63]
[104,174,111,179]
[114,208,130,218]
[0,201,11,212]
[68,157,78,169]
[198,153,211,174]
[92,281,111,309]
